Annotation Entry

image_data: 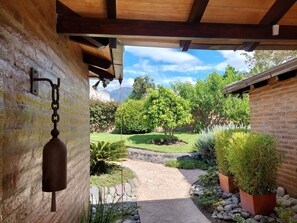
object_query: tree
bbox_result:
[144,86,192,142]
[171,65,250,132]
[115,99,152,134]
[243,50,297,74]
[128,74,155,100]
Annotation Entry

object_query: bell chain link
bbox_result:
[51,84,60,138]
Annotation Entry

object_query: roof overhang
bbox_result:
[223,58,297,95]
[56,0,297,83]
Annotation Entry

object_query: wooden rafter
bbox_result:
[89,66,114,80]
[180,0,209,51]
[106,0,117,48]
[69,36,109,48]
[56,0,108,49]
[242,0,297,51]
[83,53,111,69]
[57,17,297,41]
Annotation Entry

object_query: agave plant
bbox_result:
[90,140,128,175]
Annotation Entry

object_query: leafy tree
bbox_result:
[143,86,192,142]
[90,100,118,133]
[243,50,297,74]
[115,99,152,134]
[128,74,155,100]
[171,65,250,132]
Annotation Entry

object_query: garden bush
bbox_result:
[198,166,219,186]
[115,99,152,134]
[165,159,209,170]
[193,125,242,165]
[90,100,118,133]
[227,132,282,195]
[215,128,249,176]
[90,140,128,175]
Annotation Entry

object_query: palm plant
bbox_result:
[90,140,128,175]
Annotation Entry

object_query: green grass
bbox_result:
[90,164,135,188]
[165,159,209,170]
[90,132,198,153]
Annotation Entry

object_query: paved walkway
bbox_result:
[123,159,210,223]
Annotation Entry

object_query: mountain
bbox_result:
[108,87,133,102]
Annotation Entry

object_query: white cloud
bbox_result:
[125,46,201,65]
[161,64,212,73]
[215,51,252,71]
[105,78,134,91]
[162,76,196,85]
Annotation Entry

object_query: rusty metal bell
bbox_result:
[42,137,67,211]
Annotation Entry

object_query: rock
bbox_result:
[292,204,297,213]
[283,194,290,200]
[223,214,233,221]
[254,215,263,221]
[133,213,139,220]
[212,213,218,218]
[278,198,291,207]
[217,213,224,219]
[224,204,233,211]
[232,196,239,204]
[222,192,232,199]
[290,198,297,206]
[217,205,224,212]
[217,192,223,197]
[241,212,250,219]
[260,217,269,223]
[222,200,233,206]
[268,217,275,222]
[277,187,286,197]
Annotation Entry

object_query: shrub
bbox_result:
[227,132,282,195]
[194,125,242,165]
[197,187,219,207]
[115,99,152,134]
[199,166,219,186]
[215,129,249,176]
[165,159,209,170]
[90,100,118,133]
[90,141,128,175]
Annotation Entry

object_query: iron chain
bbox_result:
[51,84,60,138]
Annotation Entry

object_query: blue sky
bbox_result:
[98,46,252,91]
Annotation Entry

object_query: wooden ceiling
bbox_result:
[56,0,297,81]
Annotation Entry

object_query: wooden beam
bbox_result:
[180,0,209,51]
[240,42,260,52]
[106,0,117,48]
[56,0,108,49]
[83,53,112,69]
[89,66,114,80]
[69,36,109,48]
[241,0,297,51]
[57,17,297,41]
[260,0,297,25]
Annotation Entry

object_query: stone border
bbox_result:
[128,148,200,164]
[90,178,141,223]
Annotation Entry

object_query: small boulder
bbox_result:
[224,204,233,211]
[277,187,286,197]
[232,196,239,204]
[283,194,290,200]
[254,215,263,221]
[241,212,250,219]
[217,205,224,212]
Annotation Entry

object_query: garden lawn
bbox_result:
[91,132,198,153]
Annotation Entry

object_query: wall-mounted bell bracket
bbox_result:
[30,68,39,95]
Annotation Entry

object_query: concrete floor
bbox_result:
[123,159,211,223]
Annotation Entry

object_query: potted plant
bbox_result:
[215,129,242,193]
[227,132,282,215]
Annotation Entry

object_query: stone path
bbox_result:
[123,159,210,223]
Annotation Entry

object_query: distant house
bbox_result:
[223,59,297,196]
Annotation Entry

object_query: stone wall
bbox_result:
[249,76,297,196]
[1,1,90,222]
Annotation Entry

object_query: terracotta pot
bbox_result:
[240,189,276,215]
[219,172,238,193]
